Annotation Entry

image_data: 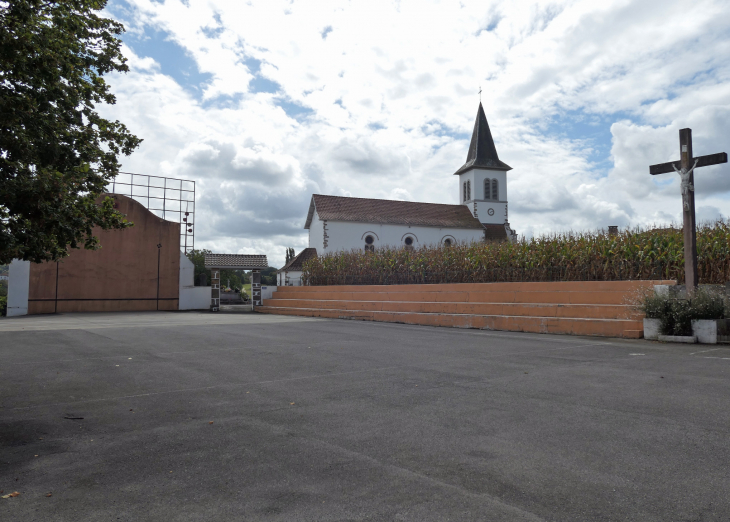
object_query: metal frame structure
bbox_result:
[109,172,196,253]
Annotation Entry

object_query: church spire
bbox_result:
[453,102,512,175]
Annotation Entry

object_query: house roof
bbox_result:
[453,102,512,175]
[304,194,485,230]
[279,248,318,273]
[204,253,268,269]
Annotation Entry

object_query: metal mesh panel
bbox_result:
[108,172,196,253]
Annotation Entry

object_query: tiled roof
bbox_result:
[483,224,509,242]
[453,102,512,175]
[279,248,317,272]
[204,253,268,269]
[305,195,485,230]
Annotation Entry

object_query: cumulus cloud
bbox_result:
[101,0,730,266]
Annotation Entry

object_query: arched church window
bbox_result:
[466,180,471,201]
[484,179,491,200]
[491,179,498,201]
[463,182,467,202]
[401,233,417,251]
[364,234,374,253]
[443,238,452,247]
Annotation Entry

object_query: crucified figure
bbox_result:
[673,159,698,211]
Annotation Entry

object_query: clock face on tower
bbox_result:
[487,208,495,216]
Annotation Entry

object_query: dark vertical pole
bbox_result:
[157,244,162,311]
[680,128,698,293]
[192,181,195,252]
[54,261,59,313]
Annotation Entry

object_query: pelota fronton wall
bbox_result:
[27,194,181,314]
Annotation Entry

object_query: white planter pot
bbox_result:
[691,320,718,344]
[643,318,661,340]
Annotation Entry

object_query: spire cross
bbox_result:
[478,86,482,102]
[649,128,727,293]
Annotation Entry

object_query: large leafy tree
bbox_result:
[0,0,141,264]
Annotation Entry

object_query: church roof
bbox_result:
[453,102,512,175]
[279,248,318,272]
[304,194,485,230]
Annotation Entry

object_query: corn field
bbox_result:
[302,221,730,286]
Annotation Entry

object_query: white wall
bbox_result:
[278,270,303,286]
[261,285,277,300]
[309,210,324,250]
[314,219,483,254]
[459,168,509,225]
[178,252,210,310]
[180,286,210,310]
[179,251,195,287]
[7,259,30,317]
[286,270,303,285]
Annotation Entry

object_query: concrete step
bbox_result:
[268,291,637,305]
[261,298,640,320]
[275,280,672,295]
[257,306,644,338]
[272,281,670,305]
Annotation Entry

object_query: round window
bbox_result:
[365,235,374,245]
[444,238,452,247]
[404,236,414,246]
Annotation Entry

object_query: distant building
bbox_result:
[302,102,517,259]
[278,248,317,286]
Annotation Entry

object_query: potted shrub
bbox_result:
[687,287,726,343]
[639,291,664,340]
[638,286,725,343]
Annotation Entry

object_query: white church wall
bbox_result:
[460,168,509,225]
[318,219,483,254]
[458,170,475,204]
[308,210,324,250]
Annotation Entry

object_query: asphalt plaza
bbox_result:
[0,311,729,521]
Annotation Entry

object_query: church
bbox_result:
[278,103,517,285]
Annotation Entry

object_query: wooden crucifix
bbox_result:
[649,128,727,293]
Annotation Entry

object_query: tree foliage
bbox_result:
[0,0,142,264]
[285,247,295,264]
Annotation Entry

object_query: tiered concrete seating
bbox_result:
[258,281,674,338]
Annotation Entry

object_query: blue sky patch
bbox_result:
[276,99,315,119]
[545,109,634,173]
[243,57,281,94]
[250,76,281,94]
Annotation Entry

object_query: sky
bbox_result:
[101,0,730,268]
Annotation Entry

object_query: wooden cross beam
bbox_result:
[649,128,727,293]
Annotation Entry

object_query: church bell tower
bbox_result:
[454,103,517,241]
